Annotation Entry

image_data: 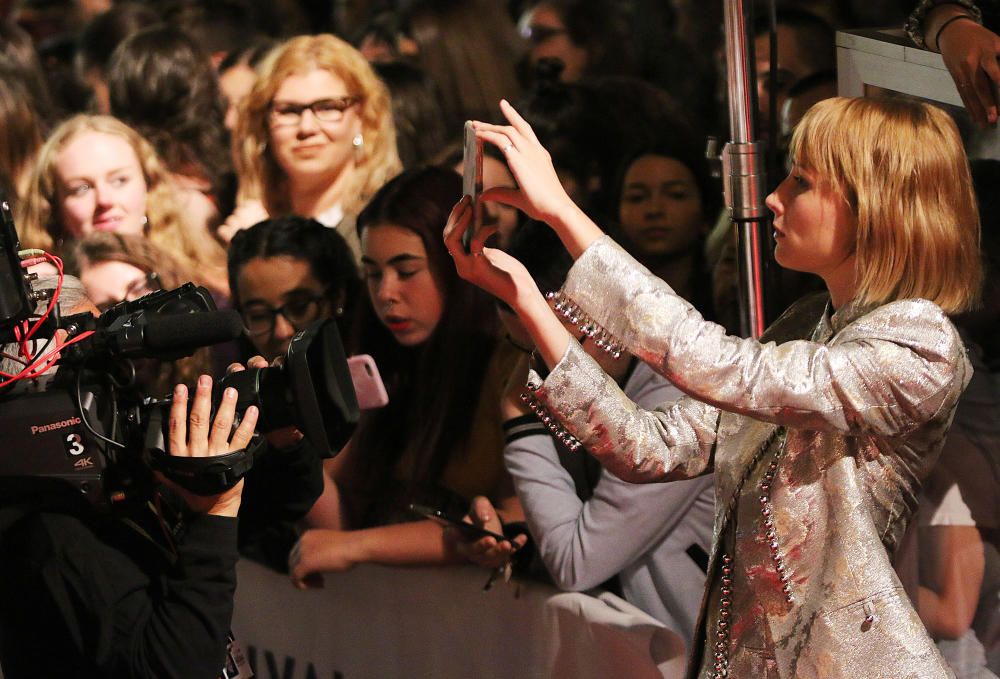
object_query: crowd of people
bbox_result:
[0,0,998,677]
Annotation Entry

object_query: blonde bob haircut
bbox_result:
[790,96,981,314]
[16,115,227,294]
[235,34,401,219]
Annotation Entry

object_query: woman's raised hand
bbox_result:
[473,100,577,226]
[443,195,539,311]
[474,100,604,259]
[444,195,571,368]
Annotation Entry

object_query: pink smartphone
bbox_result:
[347,354,389,409]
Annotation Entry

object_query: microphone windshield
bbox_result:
[143,310,244,353]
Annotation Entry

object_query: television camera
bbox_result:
[0,197,359,511]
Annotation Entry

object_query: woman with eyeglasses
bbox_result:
[287,167,527,587]
[226,215,361,572]
[227,215,361,364]
[222,34,401,260]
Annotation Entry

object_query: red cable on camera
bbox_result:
[0,330,95,389]
[22,252,65,345]
[1,251,77,387]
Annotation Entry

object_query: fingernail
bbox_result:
[224,387,237,400]
[199,375,211,387]
[174,384,186,397]
[246,405,258,417]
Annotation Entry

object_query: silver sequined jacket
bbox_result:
[527,237,971,679]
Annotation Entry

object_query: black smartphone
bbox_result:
[408,503,510,544]
[460,120,483,251]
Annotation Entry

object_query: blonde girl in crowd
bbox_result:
[16,115,228,298]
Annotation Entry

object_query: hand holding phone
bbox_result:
[408,503,511,544]
[460,120,483,251]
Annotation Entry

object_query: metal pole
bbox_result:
[722,0,770,338]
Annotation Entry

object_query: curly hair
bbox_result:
[235,33,400,220]
[16,115,227,295]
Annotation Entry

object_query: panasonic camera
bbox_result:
[0,196,359,510]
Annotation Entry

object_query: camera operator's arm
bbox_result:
[0,375,259,679]
[119,374,258,677]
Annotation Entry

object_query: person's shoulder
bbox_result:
[0,506,102,564]
[854,298,953,329]
[848,298,964,352]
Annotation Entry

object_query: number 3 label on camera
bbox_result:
[64,432,96,470]
[64,432,85,457]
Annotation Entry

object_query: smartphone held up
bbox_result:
[461,120,483,251]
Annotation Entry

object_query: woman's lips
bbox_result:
[293,144,326,156]
[92,216,123,231]
[639,227,672,239]
[385,316,413,333]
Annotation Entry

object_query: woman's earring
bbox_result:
[335,307,344,317]
[352,133,364,161]
[142,215,149,227]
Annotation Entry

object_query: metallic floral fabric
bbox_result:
[530,237,970,678]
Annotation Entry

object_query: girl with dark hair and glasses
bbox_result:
[227,214,361,363]
[227,215,361,572]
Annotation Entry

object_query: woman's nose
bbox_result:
[94,184,113,207]
[375,275,399,304]
[764,190,781,216]
[297,108,320,135]
[273,313,296,340]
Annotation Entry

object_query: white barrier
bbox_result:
[233,559,687,679]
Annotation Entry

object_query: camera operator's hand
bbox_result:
[167,375,258,517]
[227,356,305,450]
